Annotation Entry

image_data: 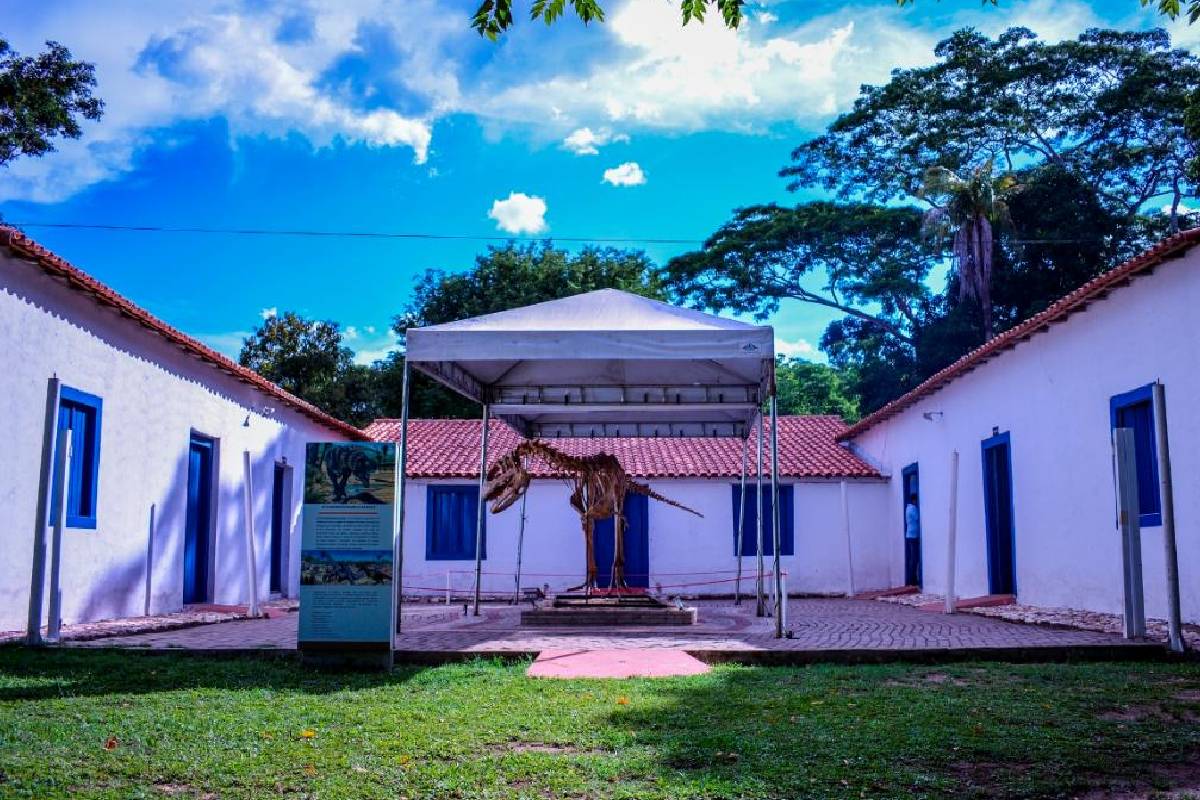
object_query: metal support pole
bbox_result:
[241,451,262,618]
[46,429,72,643]
[1113,427,1146,640]
[755,413,765,617]
[1152,383,1185,652]
[472,404,491,616]
[513,466,529,605]
[944,450,960,615]
[27,377,62,645]
[393,359,411,633]
[840,480,855,598]
[734,434,748,605]
[770,394,783,638]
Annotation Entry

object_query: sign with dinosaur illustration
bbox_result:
[298,442,397,664]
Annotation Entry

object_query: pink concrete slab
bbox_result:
[526,649,711,679]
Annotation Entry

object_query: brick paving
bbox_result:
[69,598,1148,656]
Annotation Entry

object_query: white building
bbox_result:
[0,229,360,634]
[842,229,1200,624]
[365,417,892,598]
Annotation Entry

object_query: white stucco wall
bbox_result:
[851,249,1200,623]
[399,476,891,597]
[0,250,349,632]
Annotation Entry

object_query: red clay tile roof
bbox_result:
[839,227,1200,442]
[363,416,880,479]
[1,227,366,441]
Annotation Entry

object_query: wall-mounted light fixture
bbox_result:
[922,411,944,422]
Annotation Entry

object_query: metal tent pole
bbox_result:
[472,403,491,616]
[734,434,748,605]
[513,459,528,605]
[770,394,783,638]
[1152,382,1185,652]
[755,413,766,617]
[393,359,411,634]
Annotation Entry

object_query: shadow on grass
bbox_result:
[0,647,443,701]
[603,661,1200,798]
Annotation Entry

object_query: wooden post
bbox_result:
[242,450,261,618]
[840,480,855,597]
[944,450,960,615]
[1113,428,1145,640]
[46,429,72,642]
[27,377,62,645]
[472,404,490,616]
[1151,383,1185,652]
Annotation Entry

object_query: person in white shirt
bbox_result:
[904,494,921,586]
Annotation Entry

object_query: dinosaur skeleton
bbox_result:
[485,440,703,592]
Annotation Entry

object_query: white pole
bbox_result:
[755,414,765,617]
[770,394,783,638]
[446,570,452,605]
[393,359,411,633]
[1151,382,1185,652]
[46,429,72,643]
[780,571,788,631]
[944,450,960,615]
[27,377,62,645]
[472,404,490,616]
[242,450,261,618]
[734,434,748,605]
[1113,428,1145,639]
[514,473,529,605]
[144,503,156,616]
[840,480,855,597]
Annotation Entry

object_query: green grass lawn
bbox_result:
[0,650,1198,799]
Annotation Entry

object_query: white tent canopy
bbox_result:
[405,289,775,438]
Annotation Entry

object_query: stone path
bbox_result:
[70,598,1151,658]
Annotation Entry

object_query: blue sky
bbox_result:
[1,0,1192,365]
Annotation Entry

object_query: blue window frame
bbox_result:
[730,484,794,556]
[50,386,103,529]
[426,485,486,560]
[1110,384,1161,527]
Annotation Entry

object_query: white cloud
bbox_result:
[196,330,251,358]
[602,161,646,186]
[346,325,399,365]
[259,306,278,320]
[488,191,548,234]
[561,126,629,155]
[776,338,818,359]
[756,11,779,25]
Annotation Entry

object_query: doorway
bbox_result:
[981,432,1016,595]
[594,492,650,589]
[269,462,290,595]
[901,463,922,587]
[183,435,215,604]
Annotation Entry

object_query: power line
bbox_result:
[8,221,706,246]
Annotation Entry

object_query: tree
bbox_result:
[774,357,860,421]
[783,28,1200,230]
[471,0,743,39]
[0,38,102,166]
[239,313,381,426]
[388,242,667,418]
[919,159,1022,337]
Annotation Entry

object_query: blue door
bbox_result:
[183,436,214,604]
[594,493,650,588]
[270,464,286,594]
[981,432,1016,595]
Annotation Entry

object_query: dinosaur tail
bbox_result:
[627,480,704,518]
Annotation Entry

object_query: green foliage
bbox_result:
[773,356,860,421]
[471,0,740,38]
[238,312,381,427]
[0,38,103,166]
[1,649,1199,798]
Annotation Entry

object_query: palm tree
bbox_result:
[919,159,1021,338]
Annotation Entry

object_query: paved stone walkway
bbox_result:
[71,599,1146,656]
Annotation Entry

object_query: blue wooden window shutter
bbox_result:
[426,485,486,560]
[730,484,794,556]
[50,386,103,529]
[1110,384,1161,527]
